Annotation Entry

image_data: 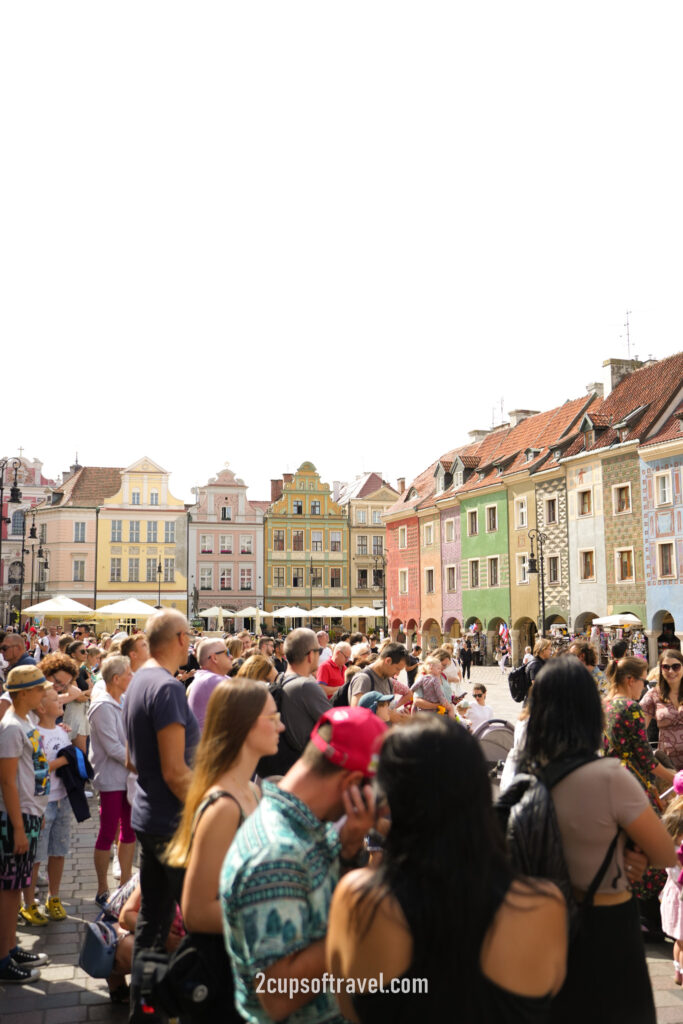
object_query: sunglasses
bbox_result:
[308,648,323,655]
[473,692,484,697]
[662,664,682,673]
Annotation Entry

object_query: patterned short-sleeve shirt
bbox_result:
[220,781,344,1024]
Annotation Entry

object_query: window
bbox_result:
[199,567,213,590]
[272,567,284,588]
[548,556,560,584]
[372,536,383,556]
[654,472,672,507]
[273,530,285,552]
[150,490,159,506]
[358,568,369,589]
[467,510,478,536]
[399,569,409,594]
[515,498,527,528]
[398,526,407,549]
[445,519,455,543]
[311,531,323,552]
[311,567,323,587]
[330,567,341,588]
[357,536,368,555]
[424,523,434,546]
[372,510,382,525]
[293,530,304,552]
[293,500,303,515]
[129,521,140,543]
[657,542,676,579]
[580,549,595,581]
[615,548,634,582]
[164,558,175,582]
[74,522,86,543]
[488,557,499,587]
[146,558,157,582]
[110,557,121,582]
[220,568,233,590]
[240,568,253,591]
[578,489,592,517]
[356,508,367,525]
[221,505,232,521]
[517,553,529,585]
[292,567,304,588]
[132,490,140,506]
[486,506,498,533]
[311,500,321,516]
[128,558,140,583]
[147,521,158,543]
[111,520,122,542]
[372,568,384,588]
[72,559,85,582]
[469,560,479,588]
[200,534,212,554]
[220,534,233,554]
[164,521,175,544]
[330,531,341,552]
[39,523,47,543]
[446,565,457,592]
[425,568,435,593]
[10,510,24,535]
[612,484,631,515]
[545,498,558,525]
[240,535,252,555]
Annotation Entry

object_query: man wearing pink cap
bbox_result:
[220,706,387,1024]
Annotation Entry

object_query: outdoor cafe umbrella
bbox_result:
[92,598,158,619]
[592,614,642,628]
[22,595,94,618]
[271,606,312,618]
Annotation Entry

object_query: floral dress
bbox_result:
[640,688,683,769]
[603,695,666,899]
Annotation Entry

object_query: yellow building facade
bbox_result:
[95,457,188,615]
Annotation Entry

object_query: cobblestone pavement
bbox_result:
[2,666,683,1023]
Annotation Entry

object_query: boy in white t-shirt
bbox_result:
[20,685,72,925]
[0,666,51,984]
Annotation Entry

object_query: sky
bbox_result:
[2,2,683,504]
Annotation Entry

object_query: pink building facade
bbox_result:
[1,456,55,623]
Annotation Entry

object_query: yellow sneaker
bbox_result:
[18,901,49,927]
[45,896,67,921]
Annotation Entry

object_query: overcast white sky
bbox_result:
[2,2,682,503]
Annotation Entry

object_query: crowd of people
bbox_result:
[0,615,682,1023]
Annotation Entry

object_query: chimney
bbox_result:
[397,477,405,494]
[332,480,341,501]
[270,479,283,502]
[468,429,490,443]
[283,472,294,485]
[602,357,644,397]
[507,409,539,428]
[586,381,604,399]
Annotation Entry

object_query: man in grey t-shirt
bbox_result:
[349,642,408,723]
[280,628,331,754]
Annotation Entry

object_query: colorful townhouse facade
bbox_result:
[337,473,398,622]
[1,456,57,621]
[189,464,268,622]
[95,457,189,615]
[264,462,349,614]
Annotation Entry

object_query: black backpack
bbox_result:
[331,678,351,707]
[255,673,303,778]
[508,663,529,703]
[496,756,620,928]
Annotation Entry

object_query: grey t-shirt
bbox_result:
[349,667,392,702]
[123,665,200,835]
[281,675,331,753]
[0,707,50,817]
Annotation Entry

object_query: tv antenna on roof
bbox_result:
[624,310,632,359]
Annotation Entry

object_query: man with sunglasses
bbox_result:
[271,628,331,774]
[0,635,37,723]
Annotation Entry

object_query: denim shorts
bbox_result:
[35,798,72,862]
[0,811,42,890]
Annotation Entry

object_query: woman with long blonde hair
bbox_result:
[236,653,278,683]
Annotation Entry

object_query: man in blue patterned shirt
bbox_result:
[221,707,387,1023]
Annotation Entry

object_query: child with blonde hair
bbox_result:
[661,773,683,985]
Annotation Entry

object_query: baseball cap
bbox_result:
[309,706,388,775]
[5,666,51,693]
[358,690,394,715]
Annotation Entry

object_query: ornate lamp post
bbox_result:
[156,559,163,609]
[0,458,22,621]
[528,528,548,638]
[372,552,388,637]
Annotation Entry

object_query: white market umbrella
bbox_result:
[271,606,312,618]
[239,607,262,617]
[592,613,642,628]
[319,606,344,617]
[93,598,158,619]
[199,607,222,617]
[355,606,385,617]
[22,595,94,617]
[309,606,333,616]
[340,606,364,617]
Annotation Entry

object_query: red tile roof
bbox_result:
[36,467,122,509]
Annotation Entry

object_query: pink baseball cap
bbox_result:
[309,706,388,776]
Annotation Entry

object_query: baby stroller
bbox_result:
[473,718,515,796]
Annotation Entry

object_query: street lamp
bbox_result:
[372,552,388,637]
[0,457,22,620]
[18,511,35,626]
[528,528,548,638]
[28,510,38,609]
[156,559,163,609]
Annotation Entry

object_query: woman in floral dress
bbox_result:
[641,651,683,769]
[603,656,676,939]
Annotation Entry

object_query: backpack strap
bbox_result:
[582,829,622,908]
[541,754,598,790]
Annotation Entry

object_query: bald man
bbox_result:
[123,610,200,973]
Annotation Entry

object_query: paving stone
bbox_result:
[45,1007,88,1024]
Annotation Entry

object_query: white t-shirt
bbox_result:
[0,708,50,817]
[466,701,494,732]
[37,724,68,801]
[318,647,332,666]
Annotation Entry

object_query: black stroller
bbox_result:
[472,718,515,795]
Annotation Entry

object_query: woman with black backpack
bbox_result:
[522,657,676,1024]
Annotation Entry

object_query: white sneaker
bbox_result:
[112,852,121,881]
[84,790,94,798]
